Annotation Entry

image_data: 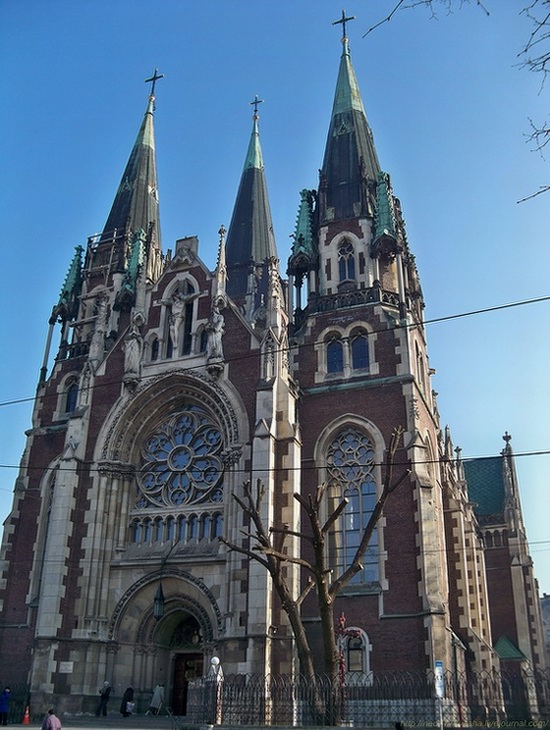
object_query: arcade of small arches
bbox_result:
[130,511,223,546]
[484,529,509,548]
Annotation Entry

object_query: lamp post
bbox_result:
[153,582,165,621]
[153,539,179,621]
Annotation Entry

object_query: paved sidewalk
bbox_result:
[20,714,178,730]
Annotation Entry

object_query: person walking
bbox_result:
[146,683,164,715]
[0,687,11,726]
[41,709,61,730]
[120,687,134,718]
[95,682,111,717]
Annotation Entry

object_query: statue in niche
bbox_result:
[206,306,224,360]
[89,291,110,363]
[169,292,186,351]
[124,314,143,376]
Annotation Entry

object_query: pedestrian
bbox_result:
[0,687,11,726]
[95,681,111,717]
[41,709,61,730]
[146,683,164,715]
[120,687,134,718]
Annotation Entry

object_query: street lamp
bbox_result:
[153,538,179,621]
[153,582,165,621]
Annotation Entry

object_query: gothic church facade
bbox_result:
[0,25,546,718]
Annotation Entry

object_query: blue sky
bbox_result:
[1,0,549,595]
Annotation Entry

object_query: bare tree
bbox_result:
[221,426,409,702]
[519,0,550,199]
[364,0,549,200]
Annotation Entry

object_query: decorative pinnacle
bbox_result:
[333,10,355,41]
[250,94,264,120]
[145,68,165,97]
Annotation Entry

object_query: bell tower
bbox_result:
[289,14,449,674]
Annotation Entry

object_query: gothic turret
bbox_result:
[225,97,278,314]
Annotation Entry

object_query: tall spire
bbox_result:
[101,70,163,248]
[225,97,277,302]
[319,15,380,223]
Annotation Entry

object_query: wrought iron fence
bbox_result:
[0,682,30,725]
[181,669,550,727]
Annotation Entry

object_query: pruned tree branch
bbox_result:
[222,426,408,687]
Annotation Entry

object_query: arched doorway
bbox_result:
[168,614,204,715]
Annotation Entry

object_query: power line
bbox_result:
[0,448,548,478]
[0,292,548,411]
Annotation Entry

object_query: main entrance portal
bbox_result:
[172,653,203,715]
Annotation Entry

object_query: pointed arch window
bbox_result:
[187,515,198,541]
[213,513,223,538]
[65,378,79,413]
[351,332,369,370]
[327,427,379,584]
[415,342,428,394]
[338,239,356,283]
[199,328,208,353]
[151,337,159,362]
[327,338,344,374]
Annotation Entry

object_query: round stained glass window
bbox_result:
[137,405,224,508]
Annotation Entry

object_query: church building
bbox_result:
[0,19,546,721]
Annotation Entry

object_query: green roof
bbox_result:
[494,635,527,661]
[463,456,505,516]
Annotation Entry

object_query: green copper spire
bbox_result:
[319,17,380,222]
[101,74,162,248]
[374,172,397,243]
[331,17,366,117]
[226,98,277,302]
[243,95,264,170]
[50,245,83,324]
[291,189,315,259]
[114,229,146,310]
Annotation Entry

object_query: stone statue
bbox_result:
[206,306,225,360]
[169,293,185,351]
[124,317,143,376]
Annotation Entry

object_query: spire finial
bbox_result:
[145,68,164,98]
[333,9,355,41]
[250,94,264,120]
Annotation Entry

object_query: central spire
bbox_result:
[225,97,277,305]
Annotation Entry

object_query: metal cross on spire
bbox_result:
[250,94,264,119]
[145,68,165,97]
[332,9,355,40]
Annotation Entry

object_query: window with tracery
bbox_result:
[327,427,379,584]
[338,240,356,282]
[136,405,224,509]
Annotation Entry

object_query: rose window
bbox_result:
[137,405,224,508]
